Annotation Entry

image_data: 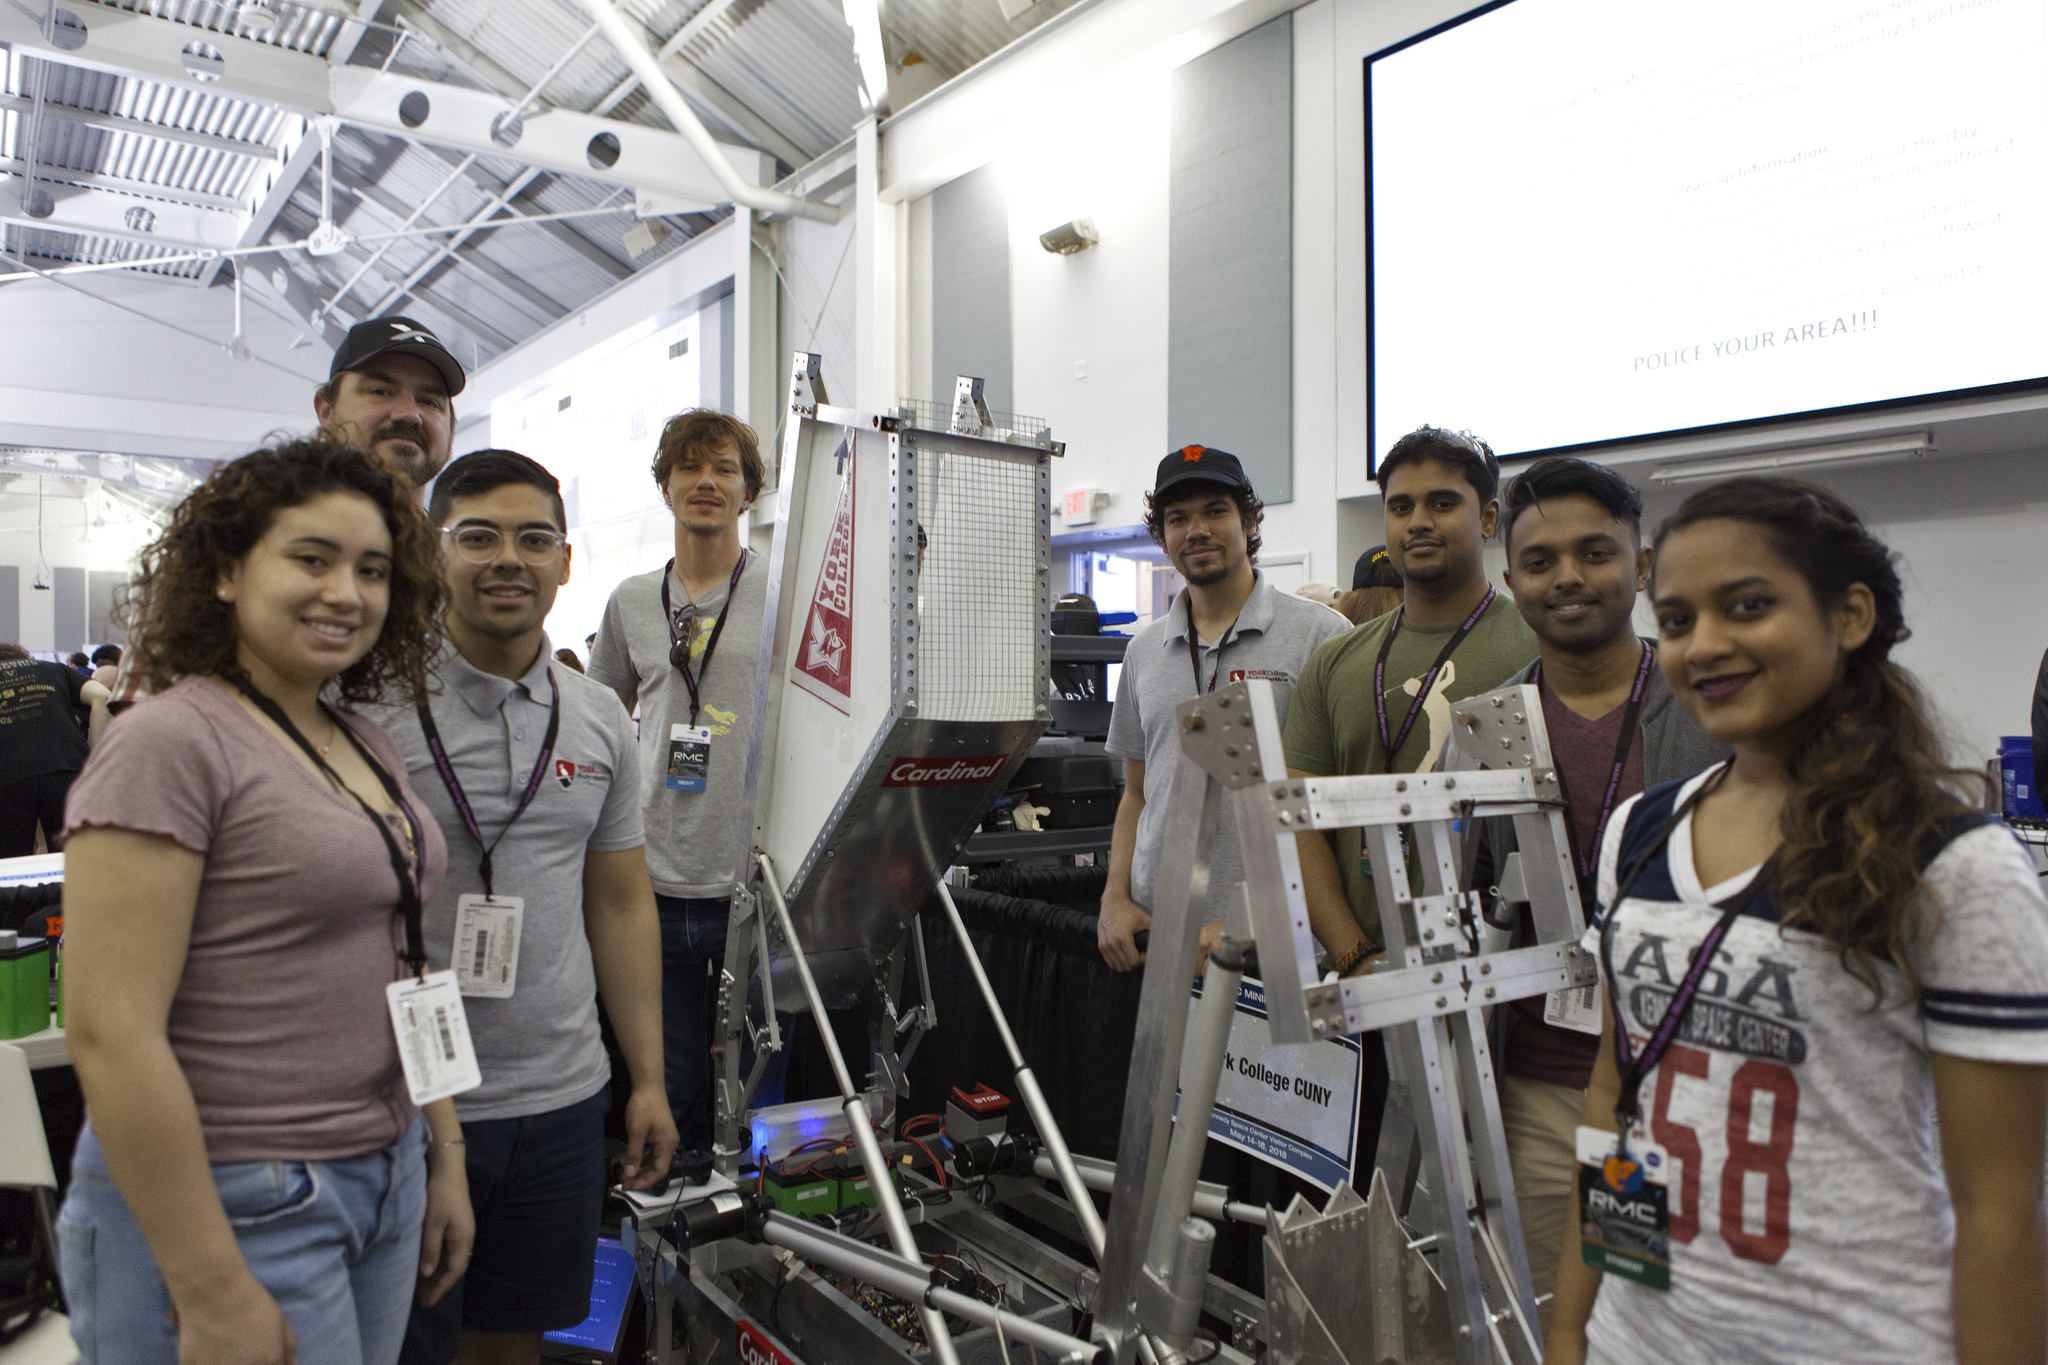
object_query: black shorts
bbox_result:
[400,1086,609,1357]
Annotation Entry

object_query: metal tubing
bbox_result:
[574,0,841,222]
[1030,1155,1268,1228]
[1143,955,1241,1277]
[935,880,1106,1260]
[757,854,962,1365]
[762,1214,1100,1363]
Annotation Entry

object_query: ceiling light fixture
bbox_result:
[840,0,891,114]
[1648,432,1937,484]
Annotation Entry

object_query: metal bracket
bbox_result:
[950,374,992,436]
[1174,684,1282,790]
[790,351,828,413]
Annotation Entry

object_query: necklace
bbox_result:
[317,712,338,758]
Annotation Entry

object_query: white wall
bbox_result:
[0,273,328,462]
[0,476,161,652]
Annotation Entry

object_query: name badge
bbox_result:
[667,724,712,793]
[1575,1124,1672,1291]
[1544,984,1602,1035]
[452,894,523,998]
[386,971,483,1105]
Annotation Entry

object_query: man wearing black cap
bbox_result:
[104,319,465,719]
[1098,446,1348,972]
[315,315,466,487]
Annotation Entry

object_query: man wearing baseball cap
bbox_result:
[314,315,467,488]
[105,317,470,718]
[1098,445,1348,972]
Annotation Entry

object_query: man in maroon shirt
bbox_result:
[1479,457,1727,1326]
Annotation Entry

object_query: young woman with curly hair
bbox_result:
[1545,477,2048,1365]
[55,440,474,1365]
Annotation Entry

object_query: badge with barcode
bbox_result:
[385,971,482,1104]
[452,894,523,998]
[1544,984,1602,1035]
[666,724,712,793]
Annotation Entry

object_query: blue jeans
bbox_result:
[57,1118,428,1365]
[657,895,783,1152]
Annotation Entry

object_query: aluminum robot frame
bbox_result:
[1089,678,1601,1365]
[622,354,1594,1365]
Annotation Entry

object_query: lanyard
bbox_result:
[1373,585,1497,767]
[415,667,560,900]
[1535,641,1657,889]
[235,680,429,979]
[661,551,747,729]
[1182,592,1240,696]
[1597,765,1766,1156]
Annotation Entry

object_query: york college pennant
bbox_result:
[792,434,855,714]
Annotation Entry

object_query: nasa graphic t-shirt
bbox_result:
[1584,766,2048,1365]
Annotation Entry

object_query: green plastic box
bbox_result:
[0,931,52,1039]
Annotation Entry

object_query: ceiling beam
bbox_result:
[414,146,630,284]
[0,4,759,212]
[342,170,570,326]
[193,112,317,288]
[0,160,248,213]
[0,93,281,162]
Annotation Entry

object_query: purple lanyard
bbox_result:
[416,667,560,900]
[1597,766,1765,1155]
[1372,585,1496,767]
[1533,641,1656,884]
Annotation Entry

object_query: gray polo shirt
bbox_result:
[1106,572,1349,921]
[367,638,644,1121]
[586,552,767,900]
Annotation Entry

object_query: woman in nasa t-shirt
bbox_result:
[1545,478,2048,1365]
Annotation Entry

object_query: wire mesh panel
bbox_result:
[909,434,1047,724]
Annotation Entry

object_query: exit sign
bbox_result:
[1061,488,1099,526]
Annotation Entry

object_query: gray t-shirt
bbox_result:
[587,552,766,899]
[368,639,644,1122]
[1105,572,1349,921]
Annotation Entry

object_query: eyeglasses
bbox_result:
[443,525,567,565]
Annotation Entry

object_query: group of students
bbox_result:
[36,301,2048,1365]
[1099,428,2048,1365]
[49,317,773,1365]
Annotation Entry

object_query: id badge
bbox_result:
[1575,1124,1672,1290]
[452,894,523,998]
[1545,984,1602,1035]
[666,724,712,793]
[386,971,483,1105]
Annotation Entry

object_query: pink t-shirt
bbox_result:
[64,676,448,1162]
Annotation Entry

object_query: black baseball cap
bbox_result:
[329,316,466,398]
[1153,444,1249,498]
[1353,545,1403,590]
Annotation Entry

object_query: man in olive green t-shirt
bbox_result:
[1284,426,1538,963]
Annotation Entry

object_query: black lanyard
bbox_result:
[1597,764,1767,1156]
[1535,641,1657,890]
[1182,592,1241,695]
[661,552,747,729]
[236,680,429,980]
[1373,585,1496,768]
[415,666,560,900]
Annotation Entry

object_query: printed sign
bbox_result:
[792,434,856,714]
[881,755,1008,787]
[1178,976,1363,1191]
[736,1321,796,1365]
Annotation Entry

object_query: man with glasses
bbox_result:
[587,409,772,1164]
[373,450,676,1365]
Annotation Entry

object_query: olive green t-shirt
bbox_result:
[1282,592,1538,940]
